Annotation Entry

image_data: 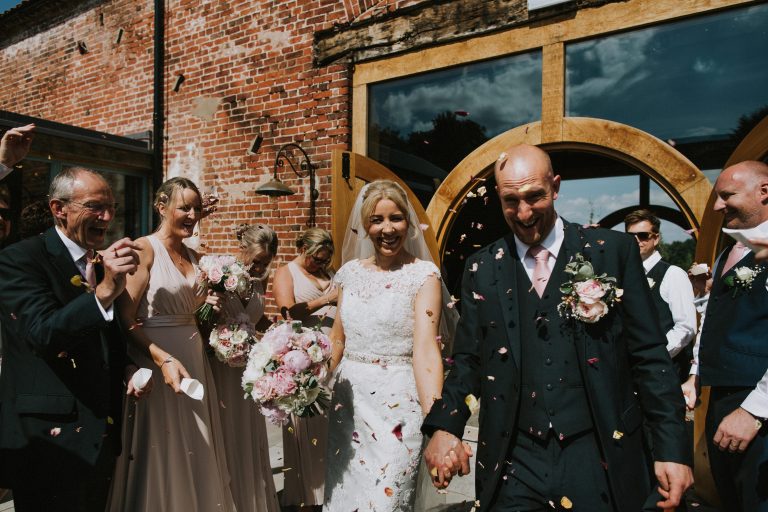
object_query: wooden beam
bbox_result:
[541,42,564,143]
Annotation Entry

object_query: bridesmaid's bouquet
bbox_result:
[208,314,256,367]
[242,321,331,425]
[195,255,250,322]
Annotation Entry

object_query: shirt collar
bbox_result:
[55,226,89,262]
[514,216,564,260]
[642,250,662,273]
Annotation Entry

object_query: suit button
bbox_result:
[546,384,553,391]
[544,358,552,366]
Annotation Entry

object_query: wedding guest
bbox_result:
[0,167,145,511]
[688,160,768,511]
[323,180,446,510]
[624,209,696,381]
[109,177,236,511]
[0,123,34,181]
[19,198,55,239]
[208,223,280,512]
[273,227,336,511]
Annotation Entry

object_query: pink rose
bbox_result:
[224,274,239,291]
[218,327,232,340]
[272,369,298,396]
[207,266,224,284]
[316,333,331,357]
[264,332,292,356]
[282,349,312,374]
[296,332,316,350]
[574,300,608,323]
[251,375,277,401]
[574,279,606,304]
[260,405,289,425]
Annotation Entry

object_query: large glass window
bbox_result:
[566,4,768,176]
[368,51,542,206]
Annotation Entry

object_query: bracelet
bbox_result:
[161,356,174,368]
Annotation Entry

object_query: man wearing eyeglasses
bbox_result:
[0,166,148,511]
[624,209,697,382]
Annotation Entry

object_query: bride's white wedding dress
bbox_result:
[324,258,440,511]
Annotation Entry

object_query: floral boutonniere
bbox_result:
[558,254,623,324]
[723,265,764,297]
[647,277,656,289]
[70,275,93,293]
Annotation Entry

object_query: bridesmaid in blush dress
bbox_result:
[273,227,337,511]
[109,177,235,511]
[208,223,280,512]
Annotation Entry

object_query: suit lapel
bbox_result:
[43,228,88,302]
[560,222,589,362]
[496,235,522,368]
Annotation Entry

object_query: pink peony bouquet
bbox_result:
[195,255,250,322]
[208,314,256,367]
[242,320,332,425]
[558,254,623,324]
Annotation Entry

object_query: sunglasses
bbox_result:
[628,231,657,241]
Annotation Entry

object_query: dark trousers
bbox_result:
[489,429,614,511]
[11,439,116,512]
[706,387,768,512]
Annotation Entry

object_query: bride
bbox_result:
[324,180,451,510]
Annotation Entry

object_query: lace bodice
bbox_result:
[335,259,440,360]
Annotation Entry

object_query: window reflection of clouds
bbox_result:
[566,4,768,142]
[370,52,542,137]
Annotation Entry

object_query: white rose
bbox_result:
[232,329,249,344]
[735,267,754,282]
[247,343,272,371]
[242,364,264,386]
[307,345,324,363]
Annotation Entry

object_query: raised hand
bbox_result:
[749,238,768,263]
[0,123,35,169]
[95,238,141,308]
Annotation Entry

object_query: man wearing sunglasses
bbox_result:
[624,210,696,383]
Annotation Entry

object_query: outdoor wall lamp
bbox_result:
[256,143,318,226]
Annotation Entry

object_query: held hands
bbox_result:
[713,407,761,453]
[0,123,34,168]
[654,461,693,509]
[424,430,473,489]
[95,238,141,308]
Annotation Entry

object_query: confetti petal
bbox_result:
[384,487,394,497]
[392,423,403,441]
[50,427,61,437]
[560,496,573,509]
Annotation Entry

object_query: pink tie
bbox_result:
[721,241,746,276]
[84,249,97,289]
[529,245,550,297]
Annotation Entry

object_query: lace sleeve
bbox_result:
[334,259,358,288]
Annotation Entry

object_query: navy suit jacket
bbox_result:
[0,228,129,489]
[423,221,690,511]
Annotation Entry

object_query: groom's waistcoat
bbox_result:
[515,259,593,440]
[700,249,768,387]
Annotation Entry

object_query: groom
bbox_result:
[422,144,692,511]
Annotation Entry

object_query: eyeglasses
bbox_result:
[0,208,11,218]
[310,254,332,266]
[628,231,657,241]
[66,200,118,215]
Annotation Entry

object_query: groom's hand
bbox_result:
[654,461,693,509]
[424,430,471,488]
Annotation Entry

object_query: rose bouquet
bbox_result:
[558,254,623,324]
[242,320,331,425]
[208,314,256,367]
[195,255,250,322]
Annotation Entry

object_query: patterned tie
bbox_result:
[528,245,551,297]
[721,241,746,276]
[84,249,97,289]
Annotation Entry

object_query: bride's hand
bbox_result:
[205,290,223,313]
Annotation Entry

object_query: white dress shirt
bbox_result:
[55,227,114,321]
[513,216,565,283]
[642,251,697,357]
[692,219,768,419]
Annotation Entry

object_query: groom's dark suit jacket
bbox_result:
[423,221,690,511]
[0,228,129,490]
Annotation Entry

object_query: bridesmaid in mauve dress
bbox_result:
[109,178,235,511]
[208,223,280,512]
[273,227,337,511]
